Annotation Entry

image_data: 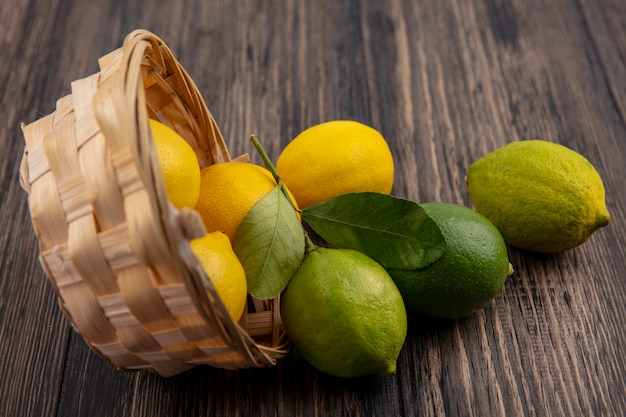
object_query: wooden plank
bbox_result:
[54,334,136,417]
[0,0,74,415]
[182,0,373,163]
[0,222,68,417]
[577,0,626,126]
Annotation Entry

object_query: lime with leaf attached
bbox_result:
[386,202,513,320]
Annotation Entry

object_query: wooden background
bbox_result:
[1,0,625,415]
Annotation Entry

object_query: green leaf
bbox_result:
[233,186,305,300]
[301,192,446,270]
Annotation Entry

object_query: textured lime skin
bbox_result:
[387,202,511,320]
[281,248,407,378]
[466,140,610,253]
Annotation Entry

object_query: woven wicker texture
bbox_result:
[19,29,287,377]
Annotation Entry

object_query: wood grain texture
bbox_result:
[1,0,625,416]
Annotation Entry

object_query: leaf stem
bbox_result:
[304,232,318,254]
[250,134,301,213]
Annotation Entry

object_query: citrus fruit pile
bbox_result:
[149,118,610,378]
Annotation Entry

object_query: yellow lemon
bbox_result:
[466,140,610,253]
[190,231,248,322]
[195,161,299,241]
[276,120,395,208]
[149,119,201,209]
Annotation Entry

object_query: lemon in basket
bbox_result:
[195,161,299,240]
[281,247,407,378]
[190,231,248,322]
[466,140,611,252]
[276,120,395,208]
[149,119,201,209]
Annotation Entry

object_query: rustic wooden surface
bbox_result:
[1,0,625,416]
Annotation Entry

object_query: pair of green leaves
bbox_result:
[233,189,447,300]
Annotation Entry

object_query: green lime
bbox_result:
[281,247,407,378]
[466,140,610,253]
[387,202,512,320]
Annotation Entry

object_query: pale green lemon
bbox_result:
[281,247,407,378]
[466,140,610,253]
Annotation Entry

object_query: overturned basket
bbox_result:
[19,29,287,377]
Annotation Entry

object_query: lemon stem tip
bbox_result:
[381,363,397,376]
[595,210,611,228]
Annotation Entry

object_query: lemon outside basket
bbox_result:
[18,29,288,377]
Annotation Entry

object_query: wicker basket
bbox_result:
[19,29,288,377]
